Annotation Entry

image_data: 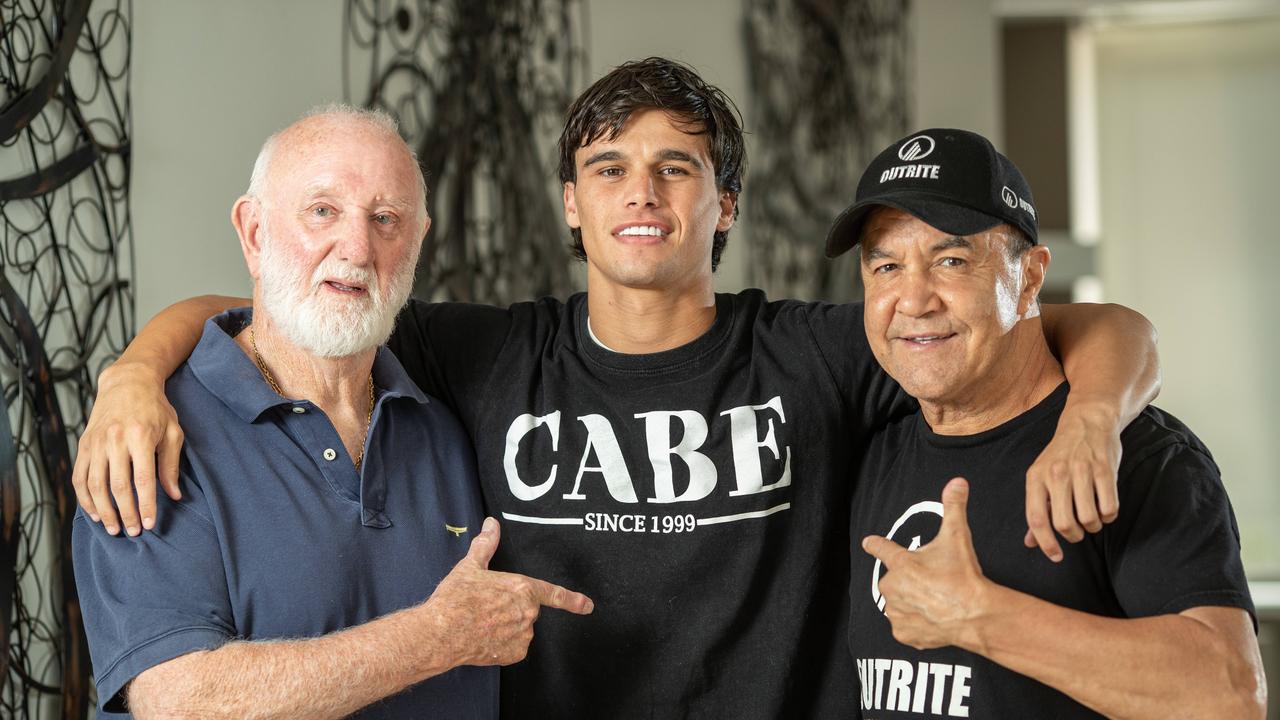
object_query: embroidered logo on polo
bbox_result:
[445,524,468,537]
[497,396,793,533]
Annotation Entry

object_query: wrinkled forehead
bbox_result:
[268,122,420,203]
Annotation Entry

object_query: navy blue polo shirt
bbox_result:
[72,308,497,719]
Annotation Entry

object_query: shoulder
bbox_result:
[1119,405,1218,478]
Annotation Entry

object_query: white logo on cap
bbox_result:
[898,135,936,162]
[1002,186,1018,209]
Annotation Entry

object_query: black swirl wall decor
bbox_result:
[744,0,910,301]
[0,0,134,717]
[344,0,589,305]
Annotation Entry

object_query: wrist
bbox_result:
[956,578,1006,656]
[98,359,164,391]
[1061,395,1122,432]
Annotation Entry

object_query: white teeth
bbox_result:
[617,225,665,237]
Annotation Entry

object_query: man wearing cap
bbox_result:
[835,129,1265,718]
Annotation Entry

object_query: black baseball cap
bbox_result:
[825,128,1038,257]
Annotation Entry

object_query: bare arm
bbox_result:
[1030,303,1161,560]
[129,518,593,719]
[962,590,1264,719]
[73,295,246,536]
[864,479,1264,720]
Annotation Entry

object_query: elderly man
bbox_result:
[74,61,1161,717]
[71,107,592,720]
[832,128,1265,718]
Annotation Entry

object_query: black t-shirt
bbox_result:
[848,382,1255,719]
[390,290,910,719]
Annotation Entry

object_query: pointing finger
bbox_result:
[529,577,595,615]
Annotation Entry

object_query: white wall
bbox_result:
[131,0,997,319]
[132,0,345,322]
[1095,17,1280,576]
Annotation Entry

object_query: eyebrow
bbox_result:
[581,148,706,170]
[863,246,892,263]
[299,185,415,211]
[657,149,704,170]
[932,236,974,252]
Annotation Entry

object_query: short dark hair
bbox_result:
[1002,225,1035,261]
[557,57,746,272]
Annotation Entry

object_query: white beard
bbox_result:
[257,229,418,358]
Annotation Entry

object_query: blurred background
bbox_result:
[3,0,1278,716]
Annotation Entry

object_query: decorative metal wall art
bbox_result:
[744,0,911,301]
[0,0,134,717]
[344,0,589,305]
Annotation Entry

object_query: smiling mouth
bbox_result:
[615,225,669,241]
[324,280,367,294]
[898,333,956,345]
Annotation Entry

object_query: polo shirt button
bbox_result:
[323,448,337,461]
[292,406,306,414]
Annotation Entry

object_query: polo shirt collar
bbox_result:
[189,307,428,423]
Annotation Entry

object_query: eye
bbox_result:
[658,166,687,176]
[599,167,624,177]
[872,262,899,274]
[311,205,335,218]
[939,257,966,268]
[372,212,397,226]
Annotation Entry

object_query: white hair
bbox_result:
[246,103,428,219]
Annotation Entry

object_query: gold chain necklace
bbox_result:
[249,326,376,471]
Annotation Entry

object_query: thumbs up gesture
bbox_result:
[861,478,991,651]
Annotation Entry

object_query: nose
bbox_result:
[335,215,373,266]
[896,269,942,317]
[624,172,659,209]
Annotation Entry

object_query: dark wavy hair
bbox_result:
[557,57,746,272]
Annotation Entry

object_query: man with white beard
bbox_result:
[71,107,593,720]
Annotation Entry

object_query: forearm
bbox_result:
[1042,303,1160,429]
[104,294,246,388]
[961,585,1263,719]
[129,602,455,720]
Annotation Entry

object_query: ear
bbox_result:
[231,196,264,280]
[563,181,580,230]
[1018,244,1052,318]
[716,190,737,233]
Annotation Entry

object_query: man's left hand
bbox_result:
[861,478,989,651]
[1023,400,1122,562]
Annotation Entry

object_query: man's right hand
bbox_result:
[72,362,184,537]
[425,517,594,667]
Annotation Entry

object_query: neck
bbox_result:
[921,318,1066,436]
[585,269,716,354]
[238,304,375,410]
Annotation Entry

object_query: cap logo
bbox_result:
[897,135,935,162]
[1002,186,1018,209]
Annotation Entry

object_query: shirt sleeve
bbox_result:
[801,301,916,437]
[72,475,235,714]
[387,299,514,414]
[1105,442,1255,624]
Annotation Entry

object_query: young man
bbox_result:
[837,128,1263,718]
[73,60,1159,717]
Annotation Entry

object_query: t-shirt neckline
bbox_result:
[574,293,735,375]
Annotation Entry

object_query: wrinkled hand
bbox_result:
[425,518,594,667]
[1023,402,1122,562]
[72,362,184,537]
[862,478,988,650]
